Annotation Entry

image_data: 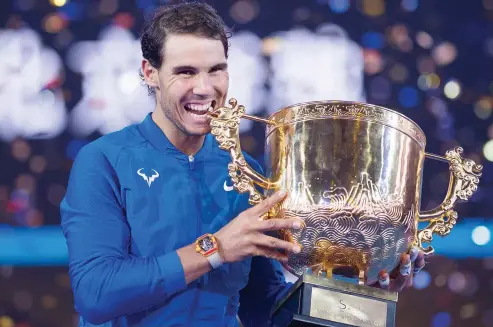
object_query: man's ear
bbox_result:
[141,59,159,90]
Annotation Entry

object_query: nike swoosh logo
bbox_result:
[223,181,234,192]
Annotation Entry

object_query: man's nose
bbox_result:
[192,73,214,96]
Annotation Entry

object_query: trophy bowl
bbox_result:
[209,99,482,285]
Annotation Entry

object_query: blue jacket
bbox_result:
[60,113,293,327]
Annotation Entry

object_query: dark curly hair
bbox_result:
[140,1,231,96]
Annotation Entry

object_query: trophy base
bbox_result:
[271,271,398,327]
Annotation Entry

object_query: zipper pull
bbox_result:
[188,155,195,170]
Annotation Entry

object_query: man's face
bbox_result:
[154,34,229,136]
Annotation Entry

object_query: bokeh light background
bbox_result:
[1,0,493,326]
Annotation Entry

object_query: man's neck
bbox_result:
[151,110,205,156]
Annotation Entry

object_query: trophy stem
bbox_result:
[315,264,367,286]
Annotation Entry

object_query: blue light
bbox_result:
[398,87,419,108]
[329,0,350,13]
[418,219,493,258]
[413,270,431,290]
[57,2,84,21]
[1,220,492,266]
[361,32,384,49]
[0,226,68,266]
[402,0,419,12]
[431,312,452,327]
[471,226,491,246]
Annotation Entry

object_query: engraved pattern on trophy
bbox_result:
[417,147,482,254]
[266,102,426,149]
[279,173,416,284]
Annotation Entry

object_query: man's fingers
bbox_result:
[378,250,426,292]
[413,251,426,275]
[409,246,419,262]
[255,246,289,262]
[250,191,287,216]
[254,234,301,254]
[256,217,303,232]
[399,254,411,276]
[378,270,390,289]
[390,254,411,291]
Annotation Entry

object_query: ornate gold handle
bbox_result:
[209,98,279,210]
[417,147,483,255]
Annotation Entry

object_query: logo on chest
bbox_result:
[223,180,234,192]
[137,168,160,187]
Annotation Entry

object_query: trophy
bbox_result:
[209,99,482,327]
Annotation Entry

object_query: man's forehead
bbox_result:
[163,34,226,68]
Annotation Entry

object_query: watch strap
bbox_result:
[206,251,223,269]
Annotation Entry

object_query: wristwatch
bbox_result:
[195,234,223,269]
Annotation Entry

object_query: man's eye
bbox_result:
[178,71,194,76]
[210,67,225,73]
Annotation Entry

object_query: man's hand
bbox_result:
[374,247,427,292]
[215,191,302,263]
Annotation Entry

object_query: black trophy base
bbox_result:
[271,272,398,327]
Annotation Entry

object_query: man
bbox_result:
[60,2,425,327]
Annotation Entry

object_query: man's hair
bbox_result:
[140,1,231,95]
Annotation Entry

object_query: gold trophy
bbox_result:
[209,99,482,327]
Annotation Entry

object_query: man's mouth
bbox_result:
[184,100,216,116]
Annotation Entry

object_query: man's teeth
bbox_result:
[185,102,212,111]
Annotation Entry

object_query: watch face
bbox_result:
[199,237,214,252]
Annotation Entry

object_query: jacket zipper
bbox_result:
[187,154,201,325]
[188,155,195,170]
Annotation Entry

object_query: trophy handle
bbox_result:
[417,147,482,255]
[209,98,280,212]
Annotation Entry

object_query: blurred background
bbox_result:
[0,0,492,326]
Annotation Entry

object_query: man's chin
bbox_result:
[184,125,212,137]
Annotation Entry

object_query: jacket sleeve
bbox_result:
[60,144,187,324]
[238,256,295,327]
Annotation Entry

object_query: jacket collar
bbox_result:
[137,112,214,158]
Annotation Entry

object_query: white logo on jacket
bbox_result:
[137,168,160,187]
[223,180,234,192]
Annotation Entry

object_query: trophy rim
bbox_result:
[266,100,427,149]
